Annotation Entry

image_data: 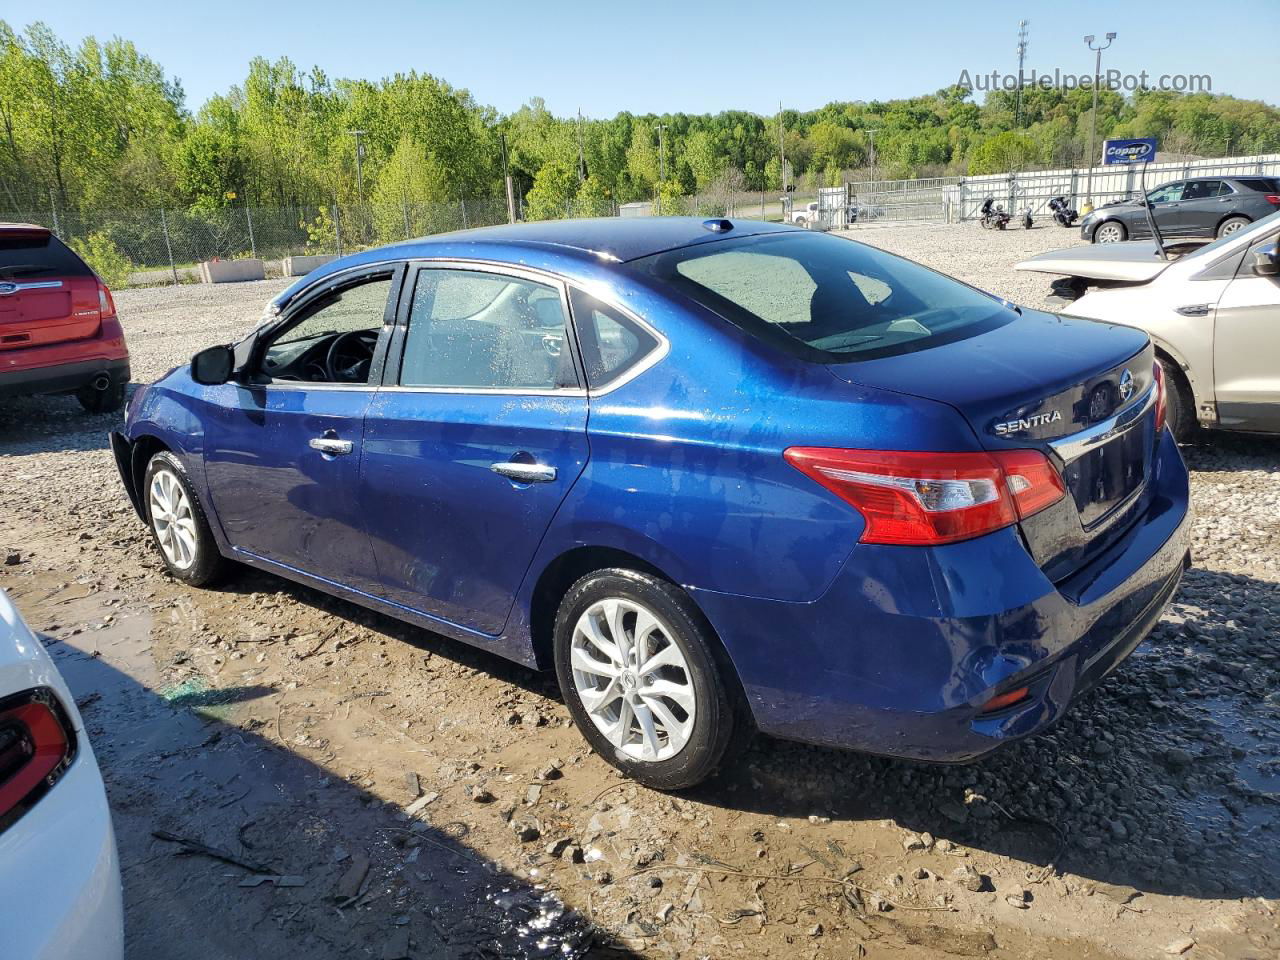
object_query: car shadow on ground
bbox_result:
[42,628,622,960]
[0,393,123,455]
[205,553,1279,906]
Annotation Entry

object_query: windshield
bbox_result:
[631,231,1015,361]
[1180,209,1280,265]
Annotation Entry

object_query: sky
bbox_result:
[9,0,1276,117]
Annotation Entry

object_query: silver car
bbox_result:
[1019,212,1280,439]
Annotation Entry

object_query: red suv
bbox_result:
[0,223,129,413]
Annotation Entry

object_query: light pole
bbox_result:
[347,129,367,208]
[655,123,668,214]
[866,128,879,203]
[1083,32,1116,209]
[1014,20,1029,128]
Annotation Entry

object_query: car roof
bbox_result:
[401,216,795,262]
[273,216,800,311]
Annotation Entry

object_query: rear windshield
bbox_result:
[631,231,1014,361]
[0,232,92,281]
[1235,178,1280,193]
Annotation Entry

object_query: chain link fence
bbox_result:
[4,198,511,287]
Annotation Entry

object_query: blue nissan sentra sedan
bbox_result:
[110,217,1190,790]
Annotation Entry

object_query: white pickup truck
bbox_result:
[789,201,819,227]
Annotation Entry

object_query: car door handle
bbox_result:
[1175,304,1210,317]
[309,436,354,456]
[490,462,557,483]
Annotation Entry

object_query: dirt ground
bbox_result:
[1,222,1278,960]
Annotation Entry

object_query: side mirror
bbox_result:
[191,345,235,385]
[1252,245,1280,278]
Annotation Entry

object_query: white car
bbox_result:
[0,589,123,960]
[1016,212,1280,440]
[789,201,819,226]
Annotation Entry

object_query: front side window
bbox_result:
[260,273,393,383]
[399,269,574,390]
[1146,182,1184,204]
[632,231,1014,362]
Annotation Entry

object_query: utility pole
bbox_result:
[500,133,516,224]
[347,130,367,207]
[777,102,786,194]
[576,109,586,183]
[1083,32,1116,209]
[1014,20,1029,128]
[867,128,879,202]
[655,123,668,214]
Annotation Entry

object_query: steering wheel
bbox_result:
[325,330,377,382]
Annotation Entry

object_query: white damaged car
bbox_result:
[1017,212,1280,440]
[0,589,123,960]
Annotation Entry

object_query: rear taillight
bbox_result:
[1153,361,1167,434]
[0,688,75,831]
[980,686,1030,713]
[1264,195,1280,206]
[97,281,116,319]
[784,447,1065,545]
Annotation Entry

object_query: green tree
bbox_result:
[524,160,577,220]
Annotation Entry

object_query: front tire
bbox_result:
[1094,221,1127,243]
[553,569,741,790]
[1159,358,1198,443]
[144,451,226,586]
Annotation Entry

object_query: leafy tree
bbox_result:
[525,160,577,221]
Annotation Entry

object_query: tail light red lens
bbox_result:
[97,281,116,319]
[0,689,75,831]
[1265,195,1280,206]
[783,447,1065,545]
[1153,361,1167,434]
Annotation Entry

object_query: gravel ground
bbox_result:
[0,223,1277,960]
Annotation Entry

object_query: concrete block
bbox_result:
[199,258,266,283]
[281,254,338,277]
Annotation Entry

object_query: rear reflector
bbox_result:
[784,447,1065,545]
[0,688,75,832]
[979,686,1030,713]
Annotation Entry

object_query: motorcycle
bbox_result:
[1048,195,1078,227]
[978,197,1011,230]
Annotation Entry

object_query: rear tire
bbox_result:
[1159,358,1197,443]
[143,451,226,586]
[76,380,125,414]
[1217,216,1249,239]
[553,569,742,790]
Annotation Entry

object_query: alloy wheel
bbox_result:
[1219,219,1246,237]
[569,597,696,762]
[1095,223,1124,243]
[149,469,198,569]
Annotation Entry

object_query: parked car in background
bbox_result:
[1082,176,1280,244]
[112,217,1189,790]
[789,201,819,227]
[1018,211,1280,439]
[0,224,130,413]
[0,589,123,960]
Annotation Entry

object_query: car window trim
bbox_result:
[247,262,407,390]
[564,285,669,395]
[385,259,593,396]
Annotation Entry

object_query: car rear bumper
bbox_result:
[0,743,124,960]
[693,426,1191,762]
[0,319,130,398]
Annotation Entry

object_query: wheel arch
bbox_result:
[1215,212,1251,236]
[1092,218,1126,241]
[1150,338,1207,416]
[127,434,172,515]
[525,545,751,719]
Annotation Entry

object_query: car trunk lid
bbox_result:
[827,309,1158,581]
[0,227,102,351]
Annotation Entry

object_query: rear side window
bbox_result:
[1236,178,1280,193]
[568,289,659,388]
[0,232,92,280]
[632,232,1014,362]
